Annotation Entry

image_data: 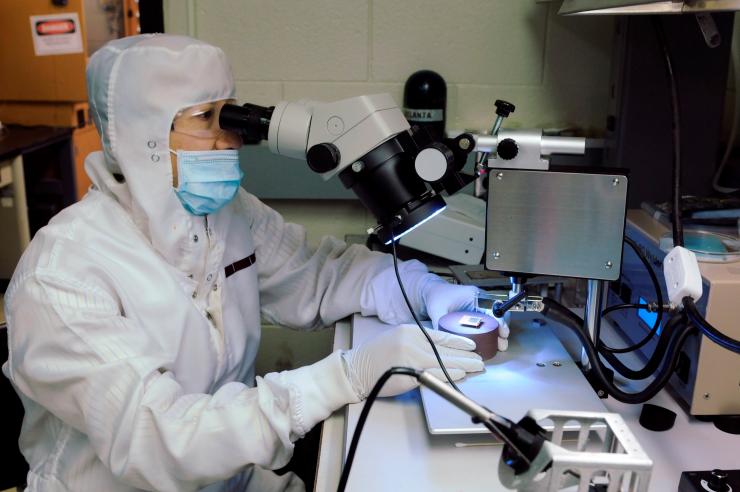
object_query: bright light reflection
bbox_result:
[384,205,447,245]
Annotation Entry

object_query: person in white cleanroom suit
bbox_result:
[2,34,484,492]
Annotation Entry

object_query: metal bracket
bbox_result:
[498,410,653,492]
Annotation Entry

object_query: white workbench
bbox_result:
[315,314,739,491]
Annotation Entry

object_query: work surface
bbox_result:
[316,314,740,491]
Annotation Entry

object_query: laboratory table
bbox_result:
[315,314,739,491]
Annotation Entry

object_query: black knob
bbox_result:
[454,133,475,154]
[307,143,341,173]
[497,138,519,160]
[494,100,516,117]
[708,469,728,492]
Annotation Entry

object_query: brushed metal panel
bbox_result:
[485,170,628,280]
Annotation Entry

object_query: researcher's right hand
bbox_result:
[341,324,485,400]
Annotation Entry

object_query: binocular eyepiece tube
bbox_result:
[219,103,274,144]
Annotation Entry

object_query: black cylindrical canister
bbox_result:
[403,70,447,141]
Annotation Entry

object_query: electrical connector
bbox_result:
[663,246,702,305]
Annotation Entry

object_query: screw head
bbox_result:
[606,261,613,269]
[552,361,562,367]
[492,251,500,259]
[496,172,504,180]
[612,177,620,186]
[351,161,364,172]
[597,390,605,397]
[536,362,546,367]
[459,137,471,150]
[703,393,711,400]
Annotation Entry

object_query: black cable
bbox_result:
[600,236,665,354]
[654,17,684,248]
[542,297,696,403]
[600,314,684,381]
[387,225,528,462]
[553,297,677,381]
[653,20,740,355]
[389,231,462,392]
[338,367,420,492]
[625,236,664,316]
[684,297,740,353]
[601,303,651,317]
[554,294,682,381]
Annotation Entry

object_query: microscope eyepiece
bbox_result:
[219,103,274,144]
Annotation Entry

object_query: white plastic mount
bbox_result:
[663,245,703,305]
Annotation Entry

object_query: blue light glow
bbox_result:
[384,205,447,245]
[637,296,662,335]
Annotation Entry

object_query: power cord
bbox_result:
[337,366,544,492]
[389,229,462,392]
[654,17,684,248]
[543,297,696,404]
[654,17,740,354]
[387,226,538,465]
[600,236,666,354]
[602,303,650,316]
[337,367,420,492]
[684,297,740,352]
[600,314,685,381]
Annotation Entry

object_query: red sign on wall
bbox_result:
[29,13,83,56]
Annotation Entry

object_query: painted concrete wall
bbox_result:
[164,0,614,134]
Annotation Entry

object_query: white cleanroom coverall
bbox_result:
[2,35,479,491]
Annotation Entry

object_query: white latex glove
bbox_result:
[421,276,480,329]
[341,324,485,399]
[497,314,510,352]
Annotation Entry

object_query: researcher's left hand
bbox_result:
[421,277,479,329]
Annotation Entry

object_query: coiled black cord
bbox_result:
[600,314,684,381]
[543,297,695,404]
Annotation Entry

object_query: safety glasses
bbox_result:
[171,99,236,139]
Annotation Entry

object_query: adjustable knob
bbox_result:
[307,143,341,173]
[414,142,454,182]
[494,100,516,118]
[708,469,728,492]
[497,138,519,160]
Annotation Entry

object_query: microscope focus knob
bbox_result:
[415,142,454,182]
[497,138,519,160]
[307,143,341,173]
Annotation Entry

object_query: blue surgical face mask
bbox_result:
[170,148,244,216]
